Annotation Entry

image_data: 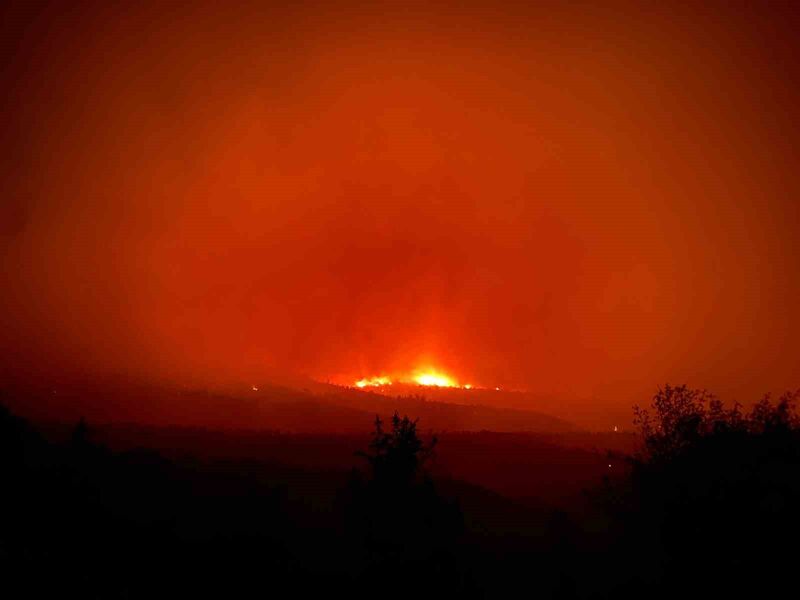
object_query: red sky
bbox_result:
[1,1,798,427]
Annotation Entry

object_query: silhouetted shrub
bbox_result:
[601,385,800,598]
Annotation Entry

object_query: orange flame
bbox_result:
[354,376,392,388]
[352,368,472,389]
[412,371,457,387]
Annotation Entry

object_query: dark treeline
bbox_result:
[2,385,800,599]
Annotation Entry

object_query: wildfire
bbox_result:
[413,371,457,387]
[355,376,392,388]
[352,368,472,389]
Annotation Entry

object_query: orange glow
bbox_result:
[355,376,393,388]
[413,371,457,387]
[352,367,471,389]
[1,2,799,431]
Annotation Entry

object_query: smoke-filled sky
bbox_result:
[1,1,798,426]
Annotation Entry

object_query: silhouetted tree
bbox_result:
[600,385,800,598]
[345,413,464,595]
[71,416,91,447]
[357,413,437,486]
[0,401,45,472]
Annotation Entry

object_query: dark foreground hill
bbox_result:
[4,384,800,599]
[34,420,631,507]
[0,399,611,599]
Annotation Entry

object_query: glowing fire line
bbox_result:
[352,369,475,389]
[355,376,392,388]
[413,372,456,387]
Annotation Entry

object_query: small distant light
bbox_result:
[464,384,473,390]
[252,385,259,391]
[495,387,500,391]
[608,464,612,468]
[613,425,618,432]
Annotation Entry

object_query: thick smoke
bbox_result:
[1,1,798,426]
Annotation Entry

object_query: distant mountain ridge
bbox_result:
[2,376,576,433]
